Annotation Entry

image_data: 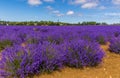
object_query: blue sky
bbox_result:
[0,0,120,24]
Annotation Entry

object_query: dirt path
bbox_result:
[34,44,120,78]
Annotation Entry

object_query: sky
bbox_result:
[0,0,120,24]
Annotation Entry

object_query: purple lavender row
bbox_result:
[0,25,120,78]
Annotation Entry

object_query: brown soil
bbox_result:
[34,43,120,78]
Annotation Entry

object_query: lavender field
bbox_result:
[0,25,120,78]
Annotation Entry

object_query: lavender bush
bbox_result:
[27,42,65,73]
[64,40,104,68]
[109,37,120,54]
[95,34,107,45]
[0,40,13,51]
[0,42,65,78]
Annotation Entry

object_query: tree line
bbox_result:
[77,21,107,25]
[0,21,69,26]
[0,20,109,26]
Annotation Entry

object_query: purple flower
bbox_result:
[64,40,104,68]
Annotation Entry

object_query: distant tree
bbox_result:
[81,22,87,25]
[96,23,101,25]
[78,22,81,25]
[88,21,96,25]
[101,22,107,25]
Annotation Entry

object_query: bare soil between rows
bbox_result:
[34,43,120,78]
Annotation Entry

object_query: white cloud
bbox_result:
[52,10,60,14]
[46,6,64,17]
[46,6,53,10]
[105,13,120,16]
[71,0,86,4]
[28,0,54,6]
[56,13,64,17]
[77,13,82,16]
[43,0,54,2]
[70,0,99,9]
[28,0,42,6]
[99,6,106,10]
[52,10,64,17]
[112,0,120,5]
[81,2,98,9]
[66,10,74,15]
[66,10,82,16]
